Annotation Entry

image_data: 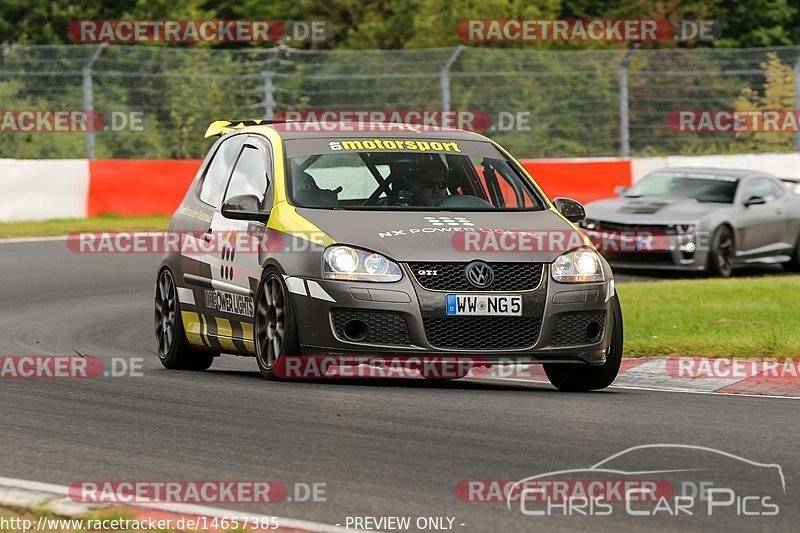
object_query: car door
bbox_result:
[179,132,245,293]
[769,179,798,252]
[199,135,273,353]
[735,177,786,256]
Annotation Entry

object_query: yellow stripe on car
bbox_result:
[213,317,238,351]
[204,119,268,138]
[181,311,205,346]
[241,322,256,353]
[267,202,336,246]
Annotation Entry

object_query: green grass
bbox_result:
[619,275,800,357]
[0,215,171,238]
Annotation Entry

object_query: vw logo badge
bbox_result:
[465,261,494,289]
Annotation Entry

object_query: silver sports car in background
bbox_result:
[781,177,800,195]
[582,167,800,277]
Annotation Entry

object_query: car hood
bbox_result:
[585,196,724,224]
[297,208,588,262]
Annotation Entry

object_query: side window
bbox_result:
[742,178,778,203]
[224,144,270,206]
[769,180,785,199]
[199,137,244,208]
[469,156,535,208]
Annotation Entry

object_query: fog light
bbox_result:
[681,242,697,253]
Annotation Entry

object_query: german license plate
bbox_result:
[446,294,522,316]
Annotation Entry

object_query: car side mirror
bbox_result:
[221,194,270,222]
[553,197,586,224]
[744,195,766,207]
[614,185,628,196]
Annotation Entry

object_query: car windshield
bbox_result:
[284,139,545,211]
[625,173,739,204]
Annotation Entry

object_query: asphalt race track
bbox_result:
[0,240,797,532]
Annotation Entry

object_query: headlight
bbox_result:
[323,246,402,282]
[552,248,605,283]
[671,224,695,234]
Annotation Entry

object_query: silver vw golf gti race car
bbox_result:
[155,120,623,391]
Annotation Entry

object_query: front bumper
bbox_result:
[290,265,616,366]
[586,229,709,272]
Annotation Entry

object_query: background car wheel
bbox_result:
[254,269,300,380]
[543,296,623,392]
[707,225,735,278]
[782,233,800,273]
[155,268,214,370]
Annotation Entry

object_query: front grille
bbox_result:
[408,262,543,292]
[423,316,541,350]
[552,311,606,346]
[587,221,672,233]
[331,309,411,346]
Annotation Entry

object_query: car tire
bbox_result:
[543,296,623,392]
[155,268,215,371]
[783,233,800,273]
[254,268,300,380]
[707,225,735,278]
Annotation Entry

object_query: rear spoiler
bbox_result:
[204,119,291,138]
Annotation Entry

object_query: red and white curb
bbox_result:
[0,477,352,533]
[492,357,800,398]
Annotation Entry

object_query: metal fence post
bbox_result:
[794,56,800,152]
[261,48,280,120]
[440,45,464,112]
[619,47,637,158]
[82,43,105,160]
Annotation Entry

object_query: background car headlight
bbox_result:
[323,246,402,282]
[552,248,605,283]
[670,224,696,234]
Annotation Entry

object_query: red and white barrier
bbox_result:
[1,153,797,222]
[0,159,90,222]
[632,153,800,182]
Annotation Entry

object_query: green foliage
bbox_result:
[734,52,796,153]
[1,1,799,159]
[1,0,798,49]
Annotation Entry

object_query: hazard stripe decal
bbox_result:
[241,322,256,353]
[214,317,238,352]
[181,311,204,347]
